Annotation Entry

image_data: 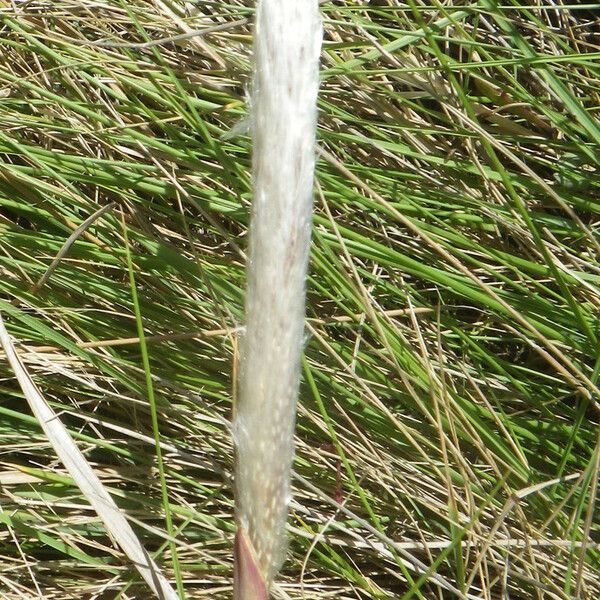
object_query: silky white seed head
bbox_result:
[233,0,322,587]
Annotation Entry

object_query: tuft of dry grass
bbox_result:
[0,1,599,598]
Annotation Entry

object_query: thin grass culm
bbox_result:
[233,1,322,598]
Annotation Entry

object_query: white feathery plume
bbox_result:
[233,0,322,597]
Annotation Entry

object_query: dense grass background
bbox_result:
[0,1,599,598]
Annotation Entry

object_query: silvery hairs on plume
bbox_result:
[233,0,322,586]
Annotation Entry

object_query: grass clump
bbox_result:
[0,1,599,598]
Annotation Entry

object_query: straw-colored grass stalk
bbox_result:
[233,1,322,598]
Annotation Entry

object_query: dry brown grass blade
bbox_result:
[0,313,179,600]
[30,202,116,294]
